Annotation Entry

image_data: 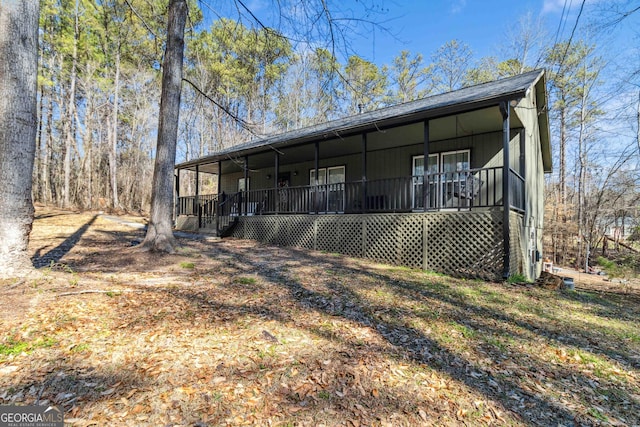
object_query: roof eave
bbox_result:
[534,73,552,173]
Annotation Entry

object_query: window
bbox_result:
[309,166,346,212]
[309,168,325,185]
[412,150,470,209]
[238,177,249,192]
[309,166,345,185]
[441,151,470,175]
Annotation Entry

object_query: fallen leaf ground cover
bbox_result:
[1,208,639,426]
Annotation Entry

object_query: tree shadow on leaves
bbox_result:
[206,242,639,427]
[32,215,98,268]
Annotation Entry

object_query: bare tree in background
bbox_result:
[0,0,40,277]
[431,39,473,92]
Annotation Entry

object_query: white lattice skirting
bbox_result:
[231,211,520,280]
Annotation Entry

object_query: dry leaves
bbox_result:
[0,208,638,426]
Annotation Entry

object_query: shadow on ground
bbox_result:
[15,219,639,426]
[32,215,98,268]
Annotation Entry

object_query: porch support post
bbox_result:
[520,129,526,208]
[196,164,201,228]
[314,141,319,214]
[361,133,367,213]
[216,161,222,234]
[243,155,249,216]
[274,152,279,214]
[423,120,430,211]
[500,101,511,279]
[217,161,222,197]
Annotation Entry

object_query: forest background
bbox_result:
[33,0,640,268]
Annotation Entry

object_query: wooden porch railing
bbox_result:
[177,167,512,226]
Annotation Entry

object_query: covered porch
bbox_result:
[176,101,526,232]
[177,165,523,225]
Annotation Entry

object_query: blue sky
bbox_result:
[351,0,550,64]
[343,0,636,68]
[200,0,638,69]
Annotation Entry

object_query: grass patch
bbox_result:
[484,335,514,351]
[587,407,608,422]
[567,349,627,381]
[179,261,195,269]
[71,343,90,353]
[449,321,477,339]
[507,273,529,284]
[234,276,257,285]
[415,306,442,320]
[0,336,57,359]
[318,390,331,400]
[0,338,29,357]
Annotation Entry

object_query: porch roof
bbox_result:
[176,69,551,174]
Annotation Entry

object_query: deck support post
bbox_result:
[520,129,526,210]
[195,164,201,228]
[314,141,319,214]
[500,101,511,279]
[217,161,222,197]
[216,161,222,234]
[274,152,279,214]
[361,133,367,213]
[423,120,430,211]
[243,156,248,216]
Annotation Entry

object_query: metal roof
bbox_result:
[176,69,551,172]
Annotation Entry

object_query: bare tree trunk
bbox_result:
[139,0,186,253]
[0,0,39,276]
[63,0,79,208]
[576,67,588,269]
[110,50,121,210]
[53,58,65,205]
[34,72,44,203]
[637,90,640,158]
[43,91,54,205]
[558,106,568,265]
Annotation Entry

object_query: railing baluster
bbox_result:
[177,166,511,222]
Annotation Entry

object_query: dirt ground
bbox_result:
[1,208,639,426]
[552,265,640,294]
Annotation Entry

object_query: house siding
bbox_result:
[510,211,526,277]
[219,131,511,192]
[514,88,546,280]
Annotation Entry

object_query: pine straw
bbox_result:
[0,208,639,426]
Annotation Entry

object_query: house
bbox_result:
[174,70,552,281]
